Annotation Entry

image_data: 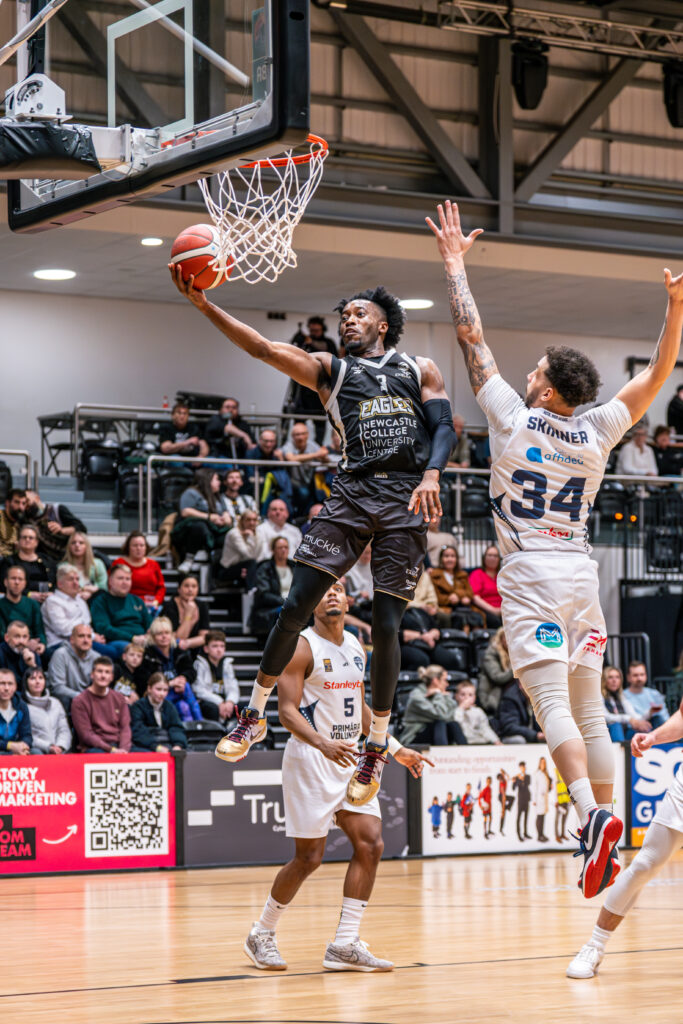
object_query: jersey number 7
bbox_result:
[510,469,586,522]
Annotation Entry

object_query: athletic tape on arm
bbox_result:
[424,399,456,473]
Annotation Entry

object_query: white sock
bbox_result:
[598,802,613,813]
[247,682,273,718]
[367,713,389,748]
[589,924,612,952]
[568,778,597,827]
[334,896,367,945]
[257,894,288,932]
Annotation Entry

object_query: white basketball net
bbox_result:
[198,135,328,285]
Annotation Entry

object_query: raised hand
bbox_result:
[664,267,683,304]
[168,262,209,311]
[426,200,484,265]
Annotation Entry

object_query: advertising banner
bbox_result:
[631,742,682,846]
[0,753,176,875]
[182,750,409,867]
[420,743,626,857]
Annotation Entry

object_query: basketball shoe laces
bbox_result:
[355,747,388,785]
[229,711,254,743]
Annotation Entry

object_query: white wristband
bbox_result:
[386,734,402,757]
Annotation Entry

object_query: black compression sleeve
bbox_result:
[424,398,456,474]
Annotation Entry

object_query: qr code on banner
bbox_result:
[84,762,169,858]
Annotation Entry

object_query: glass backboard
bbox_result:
[6,0,309,232]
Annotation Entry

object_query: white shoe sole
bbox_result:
[566,966,599,979]
[322,958,393,972]
[244,940,286,971]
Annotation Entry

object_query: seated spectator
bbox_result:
[425,515,456,567]
[112,531,166,610]
[478,628,514,714]
[301,502,324,537]
[407,571,443,619]
[219,510,264,587]
[192,630,239,725]
[0,523,56,601]
[22,667,71,754]
[286,316,337,445]
[616,422,657,476]
[137,617,200,721]
[497,680,544,744]
[469,545,502,629]
[652,425,681,476]
[399,603,469,672]
[447,414,471,468]
[205,396,254,461]
[430,545,485,631]
[245,429,293,512]
[70,657,131,753]
[0,668,36,755]
[453,680,501,745]
[61,532,107,599]
[282,421,328,515]
[222,468,257,519]
[346,544,373,624]
[256,499,302,557]
[0,621,42,681]
[172,468,233,573]
[112,642,145,704]
[0,565,46,654]
[159,401,209,466]
[25,489,86,562]
[602,665,651,742]
[624,659,667,728]
[130,673,188,752]
[398,665,466,746]
[42,565,92,649]
[0,489,28,558]
[250,537,295,638]
[47,623,99,710]
[89,563,154,659]
[161,574,209,651]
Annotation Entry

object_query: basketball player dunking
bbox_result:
[428,200,683,897]
[170,267,455,804]
[243,580,431,972]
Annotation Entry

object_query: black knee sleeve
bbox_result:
[259,565,334,677]
[370,591,407,713]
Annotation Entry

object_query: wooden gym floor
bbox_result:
[3,849,683,1024]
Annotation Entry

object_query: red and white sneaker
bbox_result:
[573,809,623,899]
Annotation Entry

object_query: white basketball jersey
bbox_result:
[290,627,367,744]
[477,374,632,558]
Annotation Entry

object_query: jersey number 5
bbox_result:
[510,470,586,521]
[344,697,355,717]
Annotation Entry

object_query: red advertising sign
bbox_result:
[0,753,176,874]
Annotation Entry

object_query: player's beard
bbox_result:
[325,608,343,618]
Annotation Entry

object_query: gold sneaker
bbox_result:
[215,708,267,762]
[346,740,388,806]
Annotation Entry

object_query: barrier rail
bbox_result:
[0,448,32,488]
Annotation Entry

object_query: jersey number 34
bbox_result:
[510,470,586,521]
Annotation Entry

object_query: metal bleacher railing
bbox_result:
[0,449,33,489]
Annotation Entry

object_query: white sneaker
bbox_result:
[323,938,393,972]
[244,924,287,970]
[566,943,603,979]
[177,558,194,573]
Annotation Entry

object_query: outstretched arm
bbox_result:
[615,270,683,425]
[426,200,497,395]
[169,264,331,397]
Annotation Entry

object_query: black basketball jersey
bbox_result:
[325,348,431,475]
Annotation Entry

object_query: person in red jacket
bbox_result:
[70,657,131,753]
[112,532,166,610]
[478,775,493,839]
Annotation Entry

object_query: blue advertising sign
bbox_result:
[631,742,683,845]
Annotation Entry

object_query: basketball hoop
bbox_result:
[198,134,328,285]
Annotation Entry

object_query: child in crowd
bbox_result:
[112,642,144,704]
[192,630,240,726]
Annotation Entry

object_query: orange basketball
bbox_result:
[170,223,230,290]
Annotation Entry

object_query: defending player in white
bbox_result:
[568,698,683,978]
[429,199,683,898]
[244,580,431,972]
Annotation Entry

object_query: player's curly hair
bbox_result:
[334,285,406,348]
[544,345,601,407]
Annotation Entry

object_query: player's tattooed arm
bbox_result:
[426,200,498,395]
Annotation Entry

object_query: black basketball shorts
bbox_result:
[294,472,427,600]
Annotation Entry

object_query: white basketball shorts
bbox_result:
[282,739,381,839]
[654,764,683,834]
[497,551,607,676]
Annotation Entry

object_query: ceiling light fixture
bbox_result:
[400,298,434,310]
[33,269,76,281]
[141,237,164,247]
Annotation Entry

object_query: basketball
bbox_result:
[170,223,229,290]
